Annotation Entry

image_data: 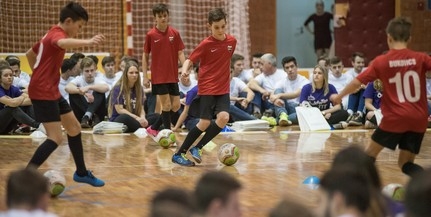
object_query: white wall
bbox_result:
[276,0,334,68]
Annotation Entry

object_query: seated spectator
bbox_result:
[229,68,256,122]
[405,168,431,217]
[300,65,349,129]
[100,56,117,99]
[231,53,253,83]
[194,171,242,217]
[318,167,373,217]
[363,79,383,129]
[172,85,200,132]
[59,58,79,103]
[150,187,195,217]
[0,65,42,135]
[108,62,159,133]
[345,52,367,126]
[65,57,109,128]
[271,56,309,126]
[247,52,263,78]
[268,197,314,217]
[328,56,353,111]
[248,53,286,125]
[331,146,404,217]
[5,56,31,90]
[0,168,57,217]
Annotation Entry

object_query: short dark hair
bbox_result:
[150,187,195,217]
[386,17,412,42]
[70,52,85,62]
[152,3,169,16]
[281,56,297,66]
[5,55,20,62]
[6,168,49,209]
[195,171,241,213]
[252,53,264,59]
[351,52,365,61]
[101,56,115,67]
[405,168,431,217]
[320,167,371,213]
[208,8,227,24]
[61,58,77,74]
[87,55,99,65]
[59,1,89,23]
[6,58,20,68]
[231,54,244,68]
[329,56,342,65]
[0,65,13,77]
[80,57,95,69]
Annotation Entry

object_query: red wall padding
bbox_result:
[334,0,395,66]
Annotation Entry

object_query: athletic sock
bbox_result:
[195,122,223,149]
[67,133,87,176]
[176,127,204,154]
[170,110,180,126]
[27,139,58,168]
[161,111,171,130]
[402,162,424,177]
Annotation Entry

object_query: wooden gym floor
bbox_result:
[0,126,430,217]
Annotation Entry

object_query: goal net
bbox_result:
[0,0,250,67]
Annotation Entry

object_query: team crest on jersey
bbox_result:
[169,36,174,42]
[227,45,233,52]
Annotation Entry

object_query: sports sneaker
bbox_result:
[146,126,160,137]
[189,147,202,163]
[364,120,377,129]
[333,121,348,129]
[36,123,46,134]
[73,170,105,187]
[253,111,262,119]
[14,124,31,134]
[263,109,274,117]
[349,113,363,126]
[278,112,292,126]
[91,114,101,127]
[172,153,195,167]
[80,115,91,128]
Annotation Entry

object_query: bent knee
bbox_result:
[217,112,230,123]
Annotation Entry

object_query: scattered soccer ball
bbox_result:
[218,143,240,166]
[43,170,66,197]
[157,129,176,149]
[382,183,405,202]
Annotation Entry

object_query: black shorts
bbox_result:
[371,127,424,154]
[199,94,230,120]
[31,97,72,123]
[151,83,180,96]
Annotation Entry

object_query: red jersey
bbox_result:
[357,49,431,133]
[189,34,237,95]
[28,26,66,100]
[143,26,185,84]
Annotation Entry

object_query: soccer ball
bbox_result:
[157,129,176,149]
[218,143,240,166]
[382,183,405,202]
[43,170,66,197]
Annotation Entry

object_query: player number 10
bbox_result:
[388,71,420,103]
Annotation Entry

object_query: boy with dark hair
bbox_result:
[172,8,237,166]
[2,168,57,217]
[194,171,242,217]
[331,17,431,177]
[26,1,105,186]
[142,3,185,137]
[405,168,431,217]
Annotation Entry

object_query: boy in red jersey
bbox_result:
[142,3,186,137]
[172,8,237,166]
[331,17,431,177]
[25,2,105,186]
